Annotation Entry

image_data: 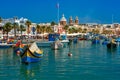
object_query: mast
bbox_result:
[112,15,114,28]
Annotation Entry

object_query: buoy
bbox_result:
[68,53,72,56]
[17,50,20,56]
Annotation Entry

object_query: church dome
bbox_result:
[60,14,67,21]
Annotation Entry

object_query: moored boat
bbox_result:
[92,37,100,44]
[107,39,117,49]
[102,39,109,45]
[20,42,43,63]
[0,43,13,48]
[92,39,100,44]
[51,41,63,50]
[107,42,117,49]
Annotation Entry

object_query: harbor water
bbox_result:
[0,41,120,80]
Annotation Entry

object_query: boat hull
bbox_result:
[51,41,63,50]
[107,43,117,49]
[0,44,13,48]
[92,40,100,44]
[21,48,43,63]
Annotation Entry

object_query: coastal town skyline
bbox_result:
[0,0,120,24]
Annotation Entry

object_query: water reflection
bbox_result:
[0,48,14,62]
[106,48,117,58]
[20,63,41,80]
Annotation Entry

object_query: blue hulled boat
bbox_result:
[92,36,100,44]
[20,42,43,63]
[102,39,109,45]
[92,39,100,44]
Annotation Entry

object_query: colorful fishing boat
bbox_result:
[20,42,43,63]
[13,40,25,53]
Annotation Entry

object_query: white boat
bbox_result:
[51,41,63,50]
[0,43,13,48]
[37,33,69,47]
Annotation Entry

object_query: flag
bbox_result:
[56,3,59,8]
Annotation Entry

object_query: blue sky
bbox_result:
[0,0,120,24]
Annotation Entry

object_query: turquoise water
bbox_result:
[0,41,120,80]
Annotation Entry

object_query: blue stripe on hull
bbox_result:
[21,56,42,63]
[0,46,11,48]
[92,40,100,44]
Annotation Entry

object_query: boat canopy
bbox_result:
[48,33,60,41]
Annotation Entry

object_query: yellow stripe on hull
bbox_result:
[21,49,43,58]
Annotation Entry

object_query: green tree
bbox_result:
[51,21,56,26]
[78,27,82,33]
[82,28,87,33]
[68,28,75,34]
[41,26,46,40]
[41,26,46,33]
[3,22,12,39]
[13,22,19,39]
[36,24,41,34]
[46,26,53,33]
[19,25,25,39]
[64,25,69,34]
[25,20,31,37]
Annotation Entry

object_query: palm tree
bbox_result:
[68,28,75,34]
[82,28,87,33]
[19,24,25,39]
[13,22,19,39]
[36,24,41,34]
[3,22,12,39]
[78,27,82,33]
[41,26,46,40]
[51,21,56,26]
[25,20,31,38]
[64,25,69,34]
[41,26,46,33]
[46,26,53,33]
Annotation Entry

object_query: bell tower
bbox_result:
[69,16,73,26]
[75,16,79,25]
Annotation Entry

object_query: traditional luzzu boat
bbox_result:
[20,42,43,63]
[13,40,25,53]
